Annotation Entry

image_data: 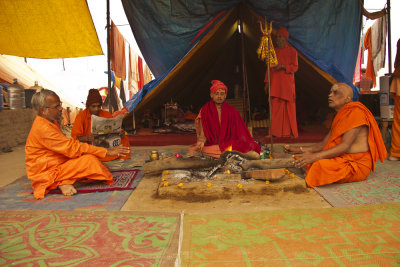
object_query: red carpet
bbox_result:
[129,125,328,146]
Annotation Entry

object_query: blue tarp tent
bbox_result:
[122,0,362,122]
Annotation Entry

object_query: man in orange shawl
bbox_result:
[285,83,387,187]
[188,80,260,158]
[264,27,298,138]
[25,89,130,199]
[388,38,400,161]
[71,89,131,161]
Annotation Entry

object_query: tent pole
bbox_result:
[239,10,251,127]
[387,0,392,74]
[106,0,113,113]
[267,39,273,153]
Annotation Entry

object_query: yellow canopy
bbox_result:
[0,0,103,58]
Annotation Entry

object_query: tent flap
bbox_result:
[123,1,362,120]
[122,0,361,86]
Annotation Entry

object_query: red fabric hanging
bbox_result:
[137,56,144,90]
[110,21,126,80]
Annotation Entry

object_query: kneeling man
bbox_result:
[189,80,260,158]
[25,89,130,199]
[285,83,387,187]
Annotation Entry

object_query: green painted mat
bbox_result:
[314,161,400,207]
[182,203,400,266]
[0,210,181,266]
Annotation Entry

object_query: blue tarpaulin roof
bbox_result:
[122,0,361,113]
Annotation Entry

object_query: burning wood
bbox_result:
[143,150,295,179]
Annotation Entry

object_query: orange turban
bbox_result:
[210,80,228,93]
[277,27,289,40]
[86,89,102,107]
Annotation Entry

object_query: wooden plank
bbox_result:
[244,169,286,180]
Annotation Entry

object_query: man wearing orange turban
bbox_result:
[285,83,387,187]
[188,80,260,158]
[265,26,298,138]
[71,89,131,161]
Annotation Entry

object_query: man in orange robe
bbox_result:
[264,27,298,138]
[25,89,130,199]
[388,38,400,160]
[188,80,260,158]
[71,89,131,161]
[285,83,387,187]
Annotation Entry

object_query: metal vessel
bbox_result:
[8,79,25,109]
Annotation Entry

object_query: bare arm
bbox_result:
[285,132,331,154]
[77,133,97,143]
[194,118,206,151]
[294,126,363,168]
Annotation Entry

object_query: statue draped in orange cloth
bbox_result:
[264,27,298,138]
[285,83,387,187]
[25,89,130,199]
[187,80,260,158]
[71,89,131,161]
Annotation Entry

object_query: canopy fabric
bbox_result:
[0,0,103,58]
[122,0,361,86]
[123,2,361,120]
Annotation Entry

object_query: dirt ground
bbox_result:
[121,173,331,214]
[0,145,331,213]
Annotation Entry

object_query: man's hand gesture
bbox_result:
[106,145,130,157]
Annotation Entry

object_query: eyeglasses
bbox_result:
[46,102,63,110]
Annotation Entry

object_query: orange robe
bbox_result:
[364,28,377,87]
[390,95,400,157]
[264,44,298,137]
[25,116,113,199]
[389,39,400,157]
[71,109,131,161]
[305,102,387,187]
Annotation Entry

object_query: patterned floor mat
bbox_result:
[0,170,144,211]
[314,161,400,206]
[0,210,181,266]
[181,203,400,266]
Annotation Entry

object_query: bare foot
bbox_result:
[58,184,77,196]
[388,156,400,161]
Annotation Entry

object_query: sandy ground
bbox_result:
[0,144,331,213]
[120,174,331,214]
[0,145,26,187]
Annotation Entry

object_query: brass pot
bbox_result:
[150,150,159,161]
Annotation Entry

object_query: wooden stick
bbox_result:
[241,158,294,170]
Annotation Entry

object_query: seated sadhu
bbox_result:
[285,83,387,187]
[71,89,131,161]
[25,89,130,199]
[188,80,261,158]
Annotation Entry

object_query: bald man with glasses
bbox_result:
[25,89,130,199]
